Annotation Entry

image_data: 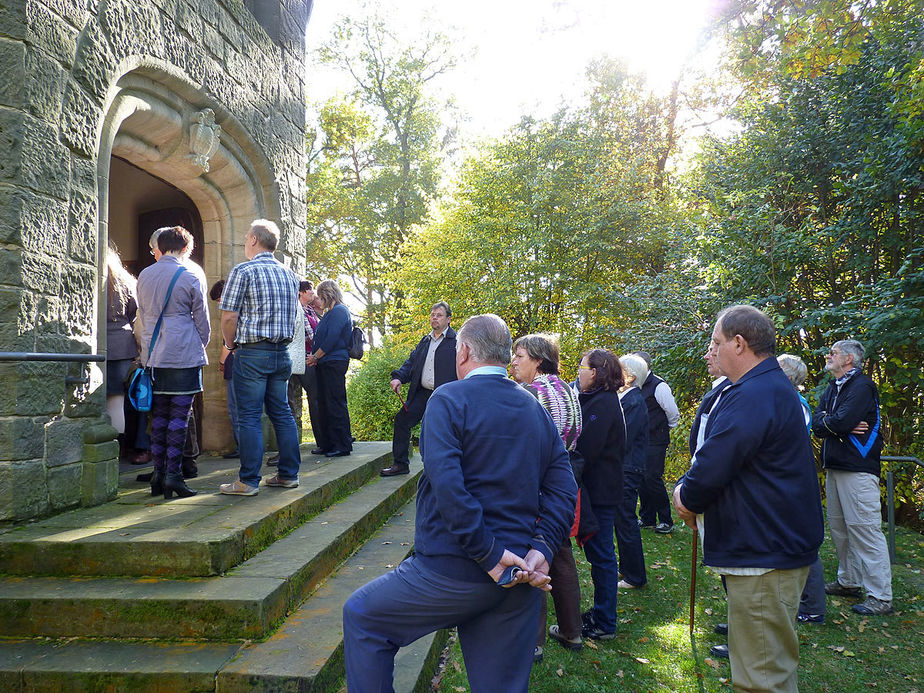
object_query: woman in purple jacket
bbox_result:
[137,226,210,500]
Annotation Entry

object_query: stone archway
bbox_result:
[97,64,281,451]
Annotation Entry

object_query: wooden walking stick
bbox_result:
[690,526,698,636]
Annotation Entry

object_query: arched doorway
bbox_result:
[97,65,284,453]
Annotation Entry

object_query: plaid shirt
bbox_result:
[219,252,299,344]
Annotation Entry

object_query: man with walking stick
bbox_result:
[672,305,823,693]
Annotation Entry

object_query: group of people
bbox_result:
[343,304,893,693]
[105,219,358,501]
[108,221,894,693]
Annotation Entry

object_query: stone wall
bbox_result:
[0,0,309,522]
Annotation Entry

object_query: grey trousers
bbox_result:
[825,469,892,601]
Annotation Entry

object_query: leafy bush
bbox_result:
[347,341,417,442]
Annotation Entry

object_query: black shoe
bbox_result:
[710,644,729,659]
[326,450,350,458]
[825,581,862,598]
[796,613,825,624]
[653,522,674,534]
[714,622,728,636]
[381,464,410,477]
[581,610,595,628]
[136,472,153,482]
[548,625,583,651]
[149,467,165,496]
[533,646,543,663]
[311,448,327,455]
[581,622,615,640]
[181,458,198,479]
[222,449,240,459]
[163,472,197,499]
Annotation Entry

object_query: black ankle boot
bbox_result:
[163,471,197,499]
[150,467,165,496]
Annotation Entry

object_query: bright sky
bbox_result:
[305,0,721,139]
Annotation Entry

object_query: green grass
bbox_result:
[436,521,924,692]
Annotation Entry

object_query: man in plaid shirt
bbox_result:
[218,219,302,496]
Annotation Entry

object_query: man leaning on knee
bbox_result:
[342,314,577,693]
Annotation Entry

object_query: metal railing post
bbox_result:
[881,456,924,565]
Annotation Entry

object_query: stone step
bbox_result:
[0,497,446,693]
[0,442,393,577]
[0,461,422,640]
[217,498,448,693]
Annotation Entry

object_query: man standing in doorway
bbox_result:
[813,339,893,615]
[673,305,823,693]
[635,350,680,533]
[380,301,457,477]
[342,314,577,692]
[218,219,302,496]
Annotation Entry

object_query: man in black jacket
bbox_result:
[812,339,893,615]
[381,302,458,476]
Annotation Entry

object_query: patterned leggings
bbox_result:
[150,394,195,475]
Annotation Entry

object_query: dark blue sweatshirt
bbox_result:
[312,303,351,363]
[415,373,577,583]
[679,358,823,570]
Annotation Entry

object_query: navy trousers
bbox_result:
[391,388,431,467]
[343,556,541,693]
[639,444,674,526]
[616,468,647,587]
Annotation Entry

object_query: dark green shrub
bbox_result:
[347,341,418,442]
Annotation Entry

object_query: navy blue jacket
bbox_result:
[415,373,577,583]
[577,388,627,508]
[679,358,823,569]
[313,303,352,363]
[621,387,649,472]
[391,327,458,401]
[812,372,882,477]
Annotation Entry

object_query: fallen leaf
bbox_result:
[584,639,598,650]
[382,541,392,545]
[636,657,650,664]
[844,650,856,657]
[616,670,624,678]
[704,657,720,669]
[638,636,649,643]
[556,668,563,677]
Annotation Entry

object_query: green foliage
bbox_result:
[346,341,415,442]
[393,59,682,380]
[309,10,455,336]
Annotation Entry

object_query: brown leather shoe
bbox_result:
[380,464,410,477]
[131,450,153,465]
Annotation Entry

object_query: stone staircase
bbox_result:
[0,442,447,692]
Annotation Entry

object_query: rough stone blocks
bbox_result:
[0,459,50,522]
[80,449,118,505]
[47,461,83,511]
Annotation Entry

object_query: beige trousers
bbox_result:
[726,566,810,693]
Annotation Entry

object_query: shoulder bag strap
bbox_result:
[148,266,187,358]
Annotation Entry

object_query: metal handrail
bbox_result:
[0,352,106,362]
[883,455,924,563]
[0,352,106,385]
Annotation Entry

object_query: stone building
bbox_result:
[0,0,312,522]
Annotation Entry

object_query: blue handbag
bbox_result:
[128,266,186,411]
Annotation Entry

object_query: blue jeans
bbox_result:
[343,556,541,693]
[582,503,619,633]
[616,468,647,587]
[232,342,301,487]
[226,378,238,445]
